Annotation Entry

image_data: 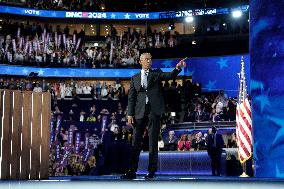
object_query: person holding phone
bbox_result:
[121,53,187,179]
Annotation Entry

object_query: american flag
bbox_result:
[236,57,253,163]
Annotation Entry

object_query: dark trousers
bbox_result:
[129,104,160,173]
[210,150,222,176]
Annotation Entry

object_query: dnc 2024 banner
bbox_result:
[0,5,248,20]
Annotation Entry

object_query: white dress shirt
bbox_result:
[141,69,149,104]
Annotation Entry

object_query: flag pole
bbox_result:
[240,161,249,177]
[238,56,250,177]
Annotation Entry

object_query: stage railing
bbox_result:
[166,121,236,130]
[0,90,50,180]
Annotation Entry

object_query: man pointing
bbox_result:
[121,53,186,179]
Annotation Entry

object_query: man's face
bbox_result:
[139,53,152,70]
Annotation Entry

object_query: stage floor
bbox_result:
[0,175,283,189]
[49,174,284,182]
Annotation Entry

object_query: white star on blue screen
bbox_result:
[70,70,75,76]
[111,13,116,19]
[254,88,271,112]
[114,71,120,76]
[85,71,90,75]
[38,69,44,76]
[216,58,228,69]
[162,60,174,68]
[252,19,269,39]
[205,80,217,91]
[124,13,130,19]
[99,71,106,76]
[276,164,284,178]
[5,68,12,74]
[187,70,194,76]
[52,11,57,17]
[272,53,277,58]
[54,70,59,75]
[268,116,284,148]
[152,13,159,18]
[22,68,28,75]
[129,71,136,76]
[250,80,264,91]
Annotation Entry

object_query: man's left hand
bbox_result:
[176,58,187,69]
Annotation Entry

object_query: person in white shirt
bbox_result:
[33,83,42,93]
[79,110,86,122]
[59,83,65,99]
[65,84,73,97]
[101,83,108,99]
[75,82,83,95]
[83,83,92,94]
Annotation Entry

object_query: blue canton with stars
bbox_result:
[251,0,284,178]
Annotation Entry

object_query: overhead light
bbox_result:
[232,10,242,18]
[92,32,95,34]
[91,25,93,27]
[0,20,3,22]
[248,19,250,22]
[192,41,196,45]
[107,32,109,34]
[105,26,108,28]
[185,16,194,23]
[92,28,94,31]
[223,23,226,26]
[94,43,98,47]
[168,23,175,30]
[106,28,108,31]
[100,3,105,11]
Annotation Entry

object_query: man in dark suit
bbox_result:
[121,53,186,179]
[163,130,178,151]
[207,126,224,176]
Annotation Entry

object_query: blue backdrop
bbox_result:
[153,54,250,97]
[251,0,284,178]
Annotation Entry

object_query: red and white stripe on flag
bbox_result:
[236,97,252,163]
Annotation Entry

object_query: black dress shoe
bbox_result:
[121,171,136,179]
[144,172,156,179]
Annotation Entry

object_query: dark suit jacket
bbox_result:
[128,68,181,119]
[207,133,224,156]
[193,110,208,122]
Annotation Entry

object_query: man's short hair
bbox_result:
[140,53,152,60]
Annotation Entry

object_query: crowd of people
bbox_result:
[0,20,178,68]
[160,130,237,152]
[0,77,238,176]
[0,77,237,122]
[0,78,127,101]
